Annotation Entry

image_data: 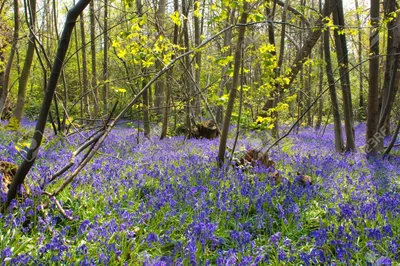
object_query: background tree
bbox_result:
[0,0,16,119]
[218,1,249,166]
[9,0,37,128]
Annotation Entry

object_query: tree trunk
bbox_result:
[324,29,344,152]
[315,0,324,130]
[90,0,99,116]
[355,0,364,120]
[154,0,166,115]
[160,0,179,139]
[272,0,289,136]
[0,0,18,118]
[10,0,36,127]
[136,0,150,136]
[332,0,355,151]
[193,0,202,116]
[80,11,90,118]
[182,0,195,132]
[218,1,249,166]
[216,7,235,125]
[378,0,400,140]
[306,63,312,126]
[366,0,380,154]
[263,0,334,109]
[53,0,67,131]
[74,23,84,119]
[102,0,109,112]
[3,0,91,212]
[264,0,278,135]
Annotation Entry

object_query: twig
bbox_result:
[263,55,377,155]
[48,130,104,183]
[383,115,400,158]
[53,197,73,221]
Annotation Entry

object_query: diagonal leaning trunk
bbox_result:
[2,0,91,213]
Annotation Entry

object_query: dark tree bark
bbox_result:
[378,0,400,141]
[218,1,249,166]
[332,0,355,151]
[324,29,344,152]
[2,0,91,213]
[315,0,324,130]
[366,0,380,154]
[384,117,400,158]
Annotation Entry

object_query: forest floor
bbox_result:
[1,120,400,265]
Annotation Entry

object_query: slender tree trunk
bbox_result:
[142,69,150,136]
[53,0,67,130]
[306,63,312,126]
[161,0,179,139]
[384,116,400,157]
[136,0,150,136]
[0,0,18,118]
[263,0,334,109]
[355,0,364,120]
[332,0,355,151]
[74,24,84,119]
[378,0,400,139]
[216,8,235,125]
[102,0,109,112]
[366,0,380,154]
[90,0,99,116]
[80,11,90,118]
[271,0,289,136]
[181,0,195,132]
[154,0,166,115]
[324,29,344,152]
[193,0,202,116]
[218,1,249,166]
[264,0,278,135]
[315,0,324,129]
[10,0,36,127]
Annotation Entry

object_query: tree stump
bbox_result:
[0,161,29,199]
[195,120,219,140]
[1,101,13,121]
[236,149,280,182]
[239,149,274,168]
[296,172,312,186]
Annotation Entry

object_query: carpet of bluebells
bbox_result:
[1,119,400,265]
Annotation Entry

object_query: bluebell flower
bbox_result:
[270,232,281,246]
[376,257,392,266]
